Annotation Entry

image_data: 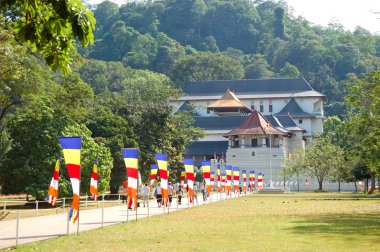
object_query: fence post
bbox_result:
[85,196,88,208]
[3,201,6,211]
[16,210,20,247]
[118,194,120,204]
[63,198,66,210]
[101,194,104,227]
[127,205,129,222]
[66,209,70,235]
[36,200,39,216]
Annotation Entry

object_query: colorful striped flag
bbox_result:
[122,148,139,210]
[183,159,194,203]
[221,173,226,191]
[59,136,81,223]
[180,167,186,188]
[194,166,198,179]
[150,164,159,186]
[210,171,215,192]
[233,167,240,193]
[201,161,211,192]
[217,164,221,192]
[90,159,98,201]
[226,165,232,196]
[250,170,256,190]
[242,169,247,194]
[46,158,60,206]
[156,154,168,206]
[257,172,263,190]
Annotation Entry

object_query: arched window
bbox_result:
[251,151,255,156]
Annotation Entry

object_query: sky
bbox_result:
[87,0,380,34]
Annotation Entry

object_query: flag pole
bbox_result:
[77,161,81,235]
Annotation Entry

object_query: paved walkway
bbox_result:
[0,192,244,249]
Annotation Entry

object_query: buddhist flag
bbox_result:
[210,171,215,192]
[226,165,232,195]
[242,170,247,194]
[201,161,211,192]
[184,159,194,203]
[156,154,168,206]
[233,167,240,192]
[180,167,186,188]
[90,159,98,201]
[217,164,221,192]
[221,173,226,191]
[59,136,81,223]
[194,166,198,179]
[122,148,139,210]
[257,172,264,190]
[250,170,256,190]
[46,158,60,206]
[150,164,159,186]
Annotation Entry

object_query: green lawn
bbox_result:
[16,193,380,252]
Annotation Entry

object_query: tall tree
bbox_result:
[285,138,346,190]
[344,71,380,192]
[170,52,244,87]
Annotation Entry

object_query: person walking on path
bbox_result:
[177,186,183,205]
[142,183,150,207]
[201,181,207,202]
[168,182,174,207]
[154,183,162,207]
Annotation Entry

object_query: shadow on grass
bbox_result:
[288,213,380,238]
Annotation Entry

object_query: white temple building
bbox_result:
[171,77,327,184]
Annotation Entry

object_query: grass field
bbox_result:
[15,193,380,252]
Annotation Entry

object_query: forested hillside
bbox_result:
[80,0,380,116]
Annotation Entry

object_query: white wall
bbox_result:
[311,118,323,133]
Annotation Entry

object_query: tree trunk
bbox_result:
[354,181,357,192]
[318,180,323,191]
[338,180,341,192]
[365,178,369,192]
[369,172,375,192]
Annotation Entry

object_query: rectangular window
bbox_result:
[260,105,264,112]
[251,139,258,147]
[298,119,303,124]
[269,105,273,113]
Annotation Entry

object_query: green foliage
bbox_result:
[344,71,380,176]
[285,138,346,190]
[81,0,380,119]
[1,0,96,74]
[0,104,68,198]
[276,62,300,78]
[0,100,112,198]
[170,52,244,87]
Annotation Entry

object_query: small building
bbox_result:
[224,110,291,184]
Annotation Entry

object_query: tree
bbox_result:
[0,103,112,199]
[273,7,285,39]
[170,52,244,87]
[285,138,346,191]
[344,71,380,192]
[85,105,137,194]
[1,0,96,74]
[276,62,300,78]
[243,54,274,79]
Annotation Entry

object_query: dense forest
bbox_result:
[81,0,380,116]
[0,0,379,197]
